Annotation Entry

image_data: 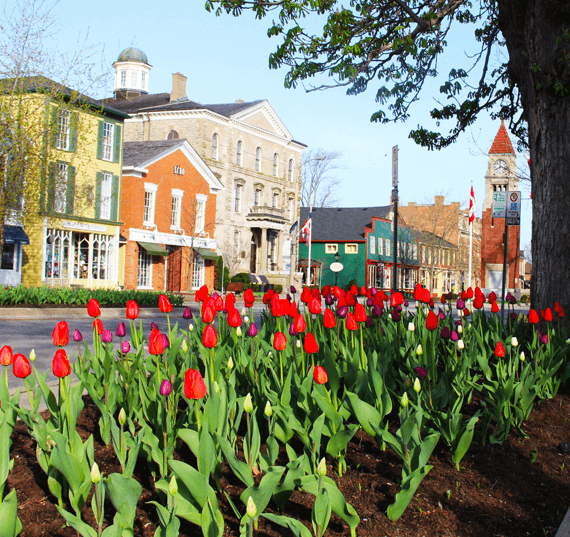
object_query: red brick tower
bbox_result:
[481,121,521,290]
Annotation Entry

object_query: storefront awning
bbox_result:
[5,226,29,245]
[194,248,218,260]
[138,242,168,256]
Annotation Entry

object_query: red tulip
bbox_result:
[324,308,336,329]
[359,286,366,296]
[345,291,356,307]
[473,295,484,310]
[202,305,215,324]
[489,291,497,302]
[332,285,342,298]
[337,295,348,308]
[466,287,474,299]
[203,324,218,348]
[495,342,505,358]
[293,314,307,334]
[491,300,499,313]
[272,298,289,317]
[313,365,328,384]
[421,289,431,304]
[346,312,358,331]
[528,309,539,324]
[244,288,255,308]
[288,301,299,318]
[559,306,566,318]
[52,321,69,347]
[126,300,139,320]
[93,318,104,335]
[149,328,165,355]
[215,295,224,312]
[308,297,322,315]
[0,345,13,366]
[391,291,404,308]
[87,298,100,318]
[158,294,173,313]
[354,303,367,323]
[195,285,209,302]
[184,368,207,399]
[413,284,423,301]
[426,310,438,331]
[554,302,562,313]
[350,284,358,296]
[225,293,236,311]
[312,288,321,300]
[440,294,446,304]
[52,349,70,378]
[263,289,275,304]
[12,353,31,378]
[300,287,311,304]
[273,332,287,351]
[321,285,331,298]
[544,308,553,322]
[227,308,242,328]
[304,332,319,354]
[462,307,470,317]
[475,286,484,298]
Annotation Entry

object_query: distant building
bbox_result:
[102,48,305,290]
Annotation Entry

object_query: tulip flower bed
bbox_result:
[1,284,570,537]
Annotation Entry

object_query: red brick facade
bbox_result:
[121,143,219,293]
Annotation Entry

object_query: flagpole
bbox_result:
[306,205,313,286]
[468,182,474,289]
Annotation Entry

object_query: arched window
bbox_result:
[255,147,261,172]
[273,153,278,176]
[236,141,243,166]
[288,159,294,182]
[211,133,219,160]
[167,130,179,140]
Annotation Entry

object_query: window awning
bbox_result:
[194,248,218,260]
[138,241,168,256]
[5,226,30,245]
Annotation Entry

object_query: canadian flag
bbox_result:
[469,186,476,224]
[300,214,312,243]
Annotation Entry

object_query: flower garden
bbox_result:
[0,283,568,537]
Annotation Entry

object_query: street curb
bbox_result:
[557,507,570,537]
[0,306,189,320]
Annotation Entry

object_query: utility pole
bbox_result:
[392,145,399,291]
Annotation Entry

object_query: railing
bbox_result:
[246,205,287,221]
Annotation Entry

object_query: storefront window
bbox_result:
[138,249,152,288]
[1,244,15,270]
[45,229,72,281]
[192,252,204,289]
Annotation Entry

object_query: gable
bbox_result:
[241,111,278,134]
[231,100,293,139]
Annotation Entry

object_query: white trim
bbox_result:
[129,227,217,249]
[171,188,184,197]
[144,182,158,192]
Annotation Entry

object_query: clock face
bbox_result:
[494,159,508,174]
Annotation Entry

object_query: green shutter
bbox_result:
[66,166,76,214]
[69,112,79,153]
[113,124,122,163]
[50,106,58,149]
[95,172,102,219]
[96,121,104,160]
[47,163,56,212]
[111,174,119,221]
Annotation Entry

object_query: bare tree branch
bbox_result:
[300,148,344,208]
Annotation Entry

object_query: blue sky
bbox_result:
[52,0,531,248]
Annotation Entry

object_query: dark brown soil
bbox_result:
[9,392,570,537]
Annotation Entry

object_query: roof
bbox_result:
[123,139,186,168]
[489,120,515,154]
[0,76,129,121]
[116,47,149,65]
[299,206,393,242]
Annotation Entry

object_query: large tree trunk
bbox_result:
[499,0,570,325]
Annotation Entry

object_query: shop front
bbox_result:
[0,225,30,286]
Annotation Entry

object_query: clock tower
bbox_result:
[481,121,521,291]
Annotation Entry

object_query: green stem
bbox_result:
[279,350,284,386]
[24,378,33,412]
[195,399,201,432]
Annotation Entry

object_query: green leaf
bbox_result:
[198,425,215,478]
[0,489,22,537]
[452,414,479,470]
[105,473,142,529]
[312,488,331,537]
[56,505,96,537]
[216,434,254,487]
[326,424,359,458]
[178,428,200,458]
[200,499,224,537]
[240,466,286,514]
[262,512,312,537]
[344,390,382,438]
[169,460,218,509]
[387,465,433,521]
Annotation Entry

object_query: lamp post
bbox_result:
[334,251,340,286]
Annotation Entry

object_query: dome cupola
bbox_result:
[112,47,152,98]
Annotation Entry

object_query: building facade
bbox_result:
[102,48,305,289]
[121,139,223,293]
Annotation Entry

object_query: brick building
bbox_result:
[121,139,223,292]
[480,121,520,290]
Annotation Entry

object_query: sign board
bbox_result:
[506,191,521,226]
[330,262,344,273]
[392,145,398,188]
[492,191,507,218]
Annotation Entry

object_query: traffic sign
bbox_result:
[506,191,521,225]
[492,191,507,218]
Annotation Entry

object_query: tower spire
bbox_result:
[489,120,515,154]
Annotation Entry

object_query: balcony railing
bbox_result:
[246,205,288,222]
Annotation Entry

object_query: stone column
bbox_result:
[260,228,268,273]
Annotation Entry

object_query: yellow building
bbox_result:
[12,78,129,289]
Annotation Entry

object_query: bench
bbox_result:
[226,282,244,295]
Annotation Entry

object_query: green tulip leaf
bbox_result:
[0,489,22,537]
[200,498,224,537]
[240,465,286,514]
[262,513,313,537]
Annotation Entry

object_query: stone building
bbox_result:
[102,48,306,290]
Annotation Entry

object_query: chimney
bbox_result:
[170,72,187,102]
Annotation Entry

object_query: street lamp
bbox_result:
[334,251,340,286]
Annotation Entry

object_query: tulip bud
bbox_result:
[29,349,36,362]
[236,326,242,337]
[115,322,126,338]
[246,496,257,519]
[183,307,193,320]
[401,392,409,408]
[408,322,415,332]
[264,401,272,417]
[181,339,188,352]
[160,379,172,397]
[91,462,101,484]
[121,341,131,354]
[414,377,422,394]
[296,339,301,348]
[118,407,126,426]
[511,336,519,347]
[457,324,463,334]
[316,457,327,477]
[404,377,413,389]
[520,351,526,361]
[189,324,194,332]
[457,339,464,350]
[242,308,247,317]
[247,323,258,337]
[73,329,83,342]
[228,356,234,370]
[244,393,253,413]
[169,476,178,497]
[101,329,113,343]
[243,315,249,323]
[416,344,423,356]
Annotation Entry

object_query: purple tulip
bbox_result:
[290,286,297,294]
[325,293,334,306]
[365,318,374,328]
[404,300,409,307]
[161,333,170,349]
[394,305,402,314]
[286,294,292,302]
[541,334,549,345]
[510,312,518,321]
[457,298,465,310]
[366,297,374,307]
[392,310,401,322]
[372,304,383,318]
[438,308,445,320]
[101,329,113,343]
[212,292,219,300]
[150,322,159,331]
[414,366,428,378]
[370,287,377,296]
[450,330,459,342]
[336,305,348,319]
[73,329,83,342]
[121,341,131,353]
[441,326,451,339]
[160,379,172,397]
[289,323,297,337]
[183,307,193,320]
[116,321,126,338]
[247,323,258,337]
[455,319,463,326]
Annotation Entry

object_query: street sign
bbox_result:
[506,191,521,226]
[492,191,507,218]
[330,262,344,273]
[392,145,398,188]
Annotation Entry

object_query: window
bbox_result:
[288,159,293,181]
[195,194,207,233]
[236,141,243,166]
[167,130,179,140]
[192,252,204,289]
[345,243,358,254]
[171,191,182,229]
[143,184,157,224]
[141,72,146,89]
[370,236,376,255]
[56,110,70,151]
[272,191,279,208]
[378,237,383,255]
[212,133,219,160]
[54,162,68,213]
[273,153,278,176]
[288,196,295,220]
[120,71,126,87]
[138,248,152,288]
[1,243,15,270]
[100,173,112,220]
[131,71,137,88]
[254,188,262,206]
[234,183,242,212]
[385,239,391,257]
[255,147,261,172]
[102,122,114,161]
[325,244,338,254]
